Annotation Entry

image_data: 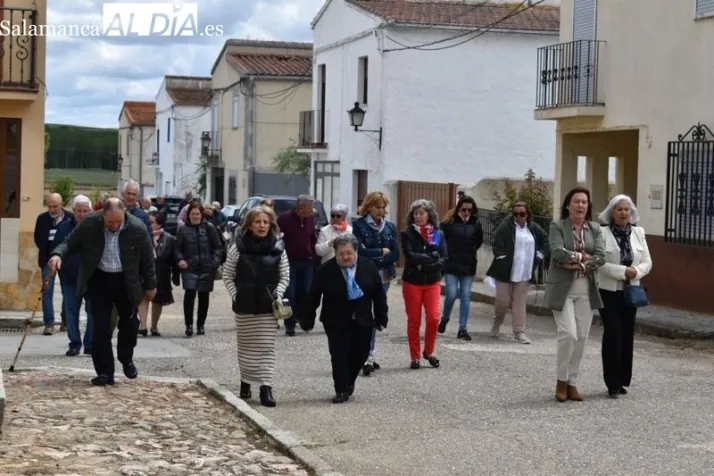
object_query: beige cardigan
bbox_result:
[597,225,653,292]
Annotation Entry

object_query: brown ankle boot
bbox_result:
[567,385,583,401]
[555,380,568,402]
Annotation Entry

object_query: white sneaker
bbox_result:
[514,332,531,344]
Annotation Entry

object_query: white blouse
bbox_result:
[510,222,536,283]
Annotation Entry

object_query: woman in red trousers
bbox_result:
[400,199,448,369]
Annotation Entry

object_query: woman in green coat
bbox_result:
[545,187,605,403]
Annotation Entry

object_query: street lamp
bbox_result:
[347,101,382,150]
[200,131,211,156]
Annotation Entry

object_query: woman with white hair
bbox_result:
[597,194,652,399]
[401,199,447,370]
[315,204,353,264]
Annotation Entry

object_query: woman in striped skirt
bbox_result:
[223,205,290,407]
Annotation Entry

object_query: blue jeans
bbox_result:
[368,282,390,360]
[442,274,474,330]
[285,259,315,331]
[61,279,93,351]
[41,265,57,325]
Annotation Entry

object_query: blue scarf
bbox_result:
[340,261,364,300]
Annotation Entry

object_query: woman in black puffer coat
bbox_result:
[175,201,223,337]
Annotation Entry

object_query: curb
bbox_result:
[0,317,44,330]
[0,366,5,434]
[198,379,345,476]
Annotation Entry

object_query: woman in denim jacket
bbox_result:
[351,191,400,376]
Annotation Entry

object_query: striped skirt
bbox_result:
[235,313,278,386]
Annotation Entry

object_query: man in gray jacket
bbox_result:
[48,198,157,386]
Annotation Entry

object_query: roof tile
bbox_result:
[228,53,312,77]
[122,101,156,126]
[348,0,559,31]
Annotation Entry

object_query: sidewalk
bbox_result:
[439,279,714,339]
[0,368,321,475]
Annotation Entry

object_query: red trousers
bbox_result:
[402,281,441,360]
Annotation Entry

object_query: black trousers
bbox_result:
[184,290,210,327]
[87,269,138,377]
[600,289,637,391]
[325,321,373,394]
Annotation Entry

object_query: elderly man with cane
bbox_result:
[48,198,156,386]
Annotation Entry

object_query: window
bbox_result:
[125,132,130,157]
[357,56,368,105]
[211,97,220,147]
[228,174,237,204]
[0,119,21,218]
[355,169,368,208]
[232,91,239,129]
[314,161,340,212]
[696,0,714,18]
[167,118,171,142]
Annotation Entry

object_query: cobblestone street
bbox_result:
[0,370,308,476]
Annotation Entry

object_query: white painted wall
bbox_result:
[155,84,212,197]
[311,0,558,213]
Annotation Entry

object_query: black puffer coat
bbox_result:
[400,225,448,285]
[175,221,222,292]
[440,216,483,276]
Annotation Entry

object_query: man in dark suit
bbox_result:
[33,192,74,335]
[48,198,157,386]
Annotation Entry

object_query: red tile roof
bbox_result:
[167,87,211,106]
[348,0,559,31]
[227,53,312,77]
[121,101,156,126]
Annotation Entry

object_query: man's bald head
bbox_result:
[102,197,125,232]
[46,193,63,217]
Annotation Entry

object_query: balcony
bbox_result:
[0,6,39,99]
[534,40,605,120]
[200,131,223,166]
[297,110,328,151]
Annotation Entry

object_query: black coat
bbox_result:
[155,231,180,294]
[51,211,156,308]
[304,257,388,330]
[485,218,549,284]
[400,225,448,285]
[175,221,222,292]
[440,216,483,276]
[232,238,285,315]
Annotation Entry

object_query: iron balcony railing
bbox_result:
[536,40,604,109]
[298,110,327,148]
[0,6,39,89]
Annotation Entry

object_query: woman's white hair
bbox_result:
[598,194,640,224]
[72,194,91,209]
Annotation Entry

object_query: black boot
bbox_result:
[362,362,374,376]
[185,326,193,337]
[240,381,251,399]
[438,319,448,334]
[332,392,349,404]
[259,386,276,407]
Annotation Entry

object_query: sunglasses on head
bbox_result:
[513,211,527,218]
[331,213,343,219]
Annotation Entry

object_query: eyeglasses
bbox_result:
[460,207,472,213]
[331,214,344,219]
[512,211,527,218]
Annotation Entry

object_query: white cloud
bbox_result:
[45,0,325,128]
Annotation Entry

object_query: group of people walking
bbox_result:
[38,180,652,407]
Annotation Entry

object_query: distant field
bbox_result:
[45,168,118,189]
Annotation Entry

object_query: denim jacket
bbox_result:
[351,216,400,280]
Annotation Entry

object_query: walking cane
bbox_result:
[8,275,52,372]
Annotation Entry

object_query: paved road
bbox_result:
[2,280,713,475]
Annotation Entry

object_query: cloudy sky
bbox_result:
[45,0,324,128]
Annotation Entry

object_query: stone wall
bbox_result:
[0,232,43,311]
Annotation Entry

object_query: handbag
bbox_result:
[266,288,292,320]
[624,281,649,308]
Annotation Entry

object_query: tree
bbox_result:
[50,177,75,205]
[492,168,553,221]
[273,145,310,181]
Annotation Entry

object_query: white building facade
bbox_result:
[154,75,212,197]
[303,0,560,213]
